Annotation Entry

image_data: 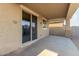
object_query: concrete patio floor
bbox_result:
[72,35,79,50]
[5,36,79,56]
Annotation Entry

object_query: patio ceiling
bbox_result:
[23,3,70,19]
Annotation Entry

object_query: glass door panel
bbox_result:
[32,15,37,40]
[22,11,31,43]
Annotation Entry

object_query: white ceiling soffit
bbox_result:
[23,3,70,19]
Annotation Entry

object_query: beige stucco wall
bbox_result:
[38,17,49,39]
[0,4,22,55]
[0,4,49,55]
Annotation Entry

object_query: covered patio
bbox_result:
[5,36,79,56]
[0,3,79,56]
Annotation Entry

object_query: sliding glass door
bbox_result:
[22,11,31,43]
[22,11,37,43]
[32,15,37,40]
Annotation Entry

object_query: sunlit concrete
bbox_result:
[38,49,58,56]
[5,36,79,56]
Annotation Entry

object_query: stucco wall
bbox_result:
[0,4,49,55]
[38,17,49,39]
[0,4,22,55]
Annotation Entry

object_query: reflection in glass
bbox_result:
[22,11,31,43]
[32,15,37,40]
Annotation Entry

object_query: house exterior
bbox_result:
[0,3,79,55]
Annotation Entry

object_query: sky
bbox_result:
[70,8,79,26]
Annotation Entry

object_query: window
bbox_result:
[42,19,47,29]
